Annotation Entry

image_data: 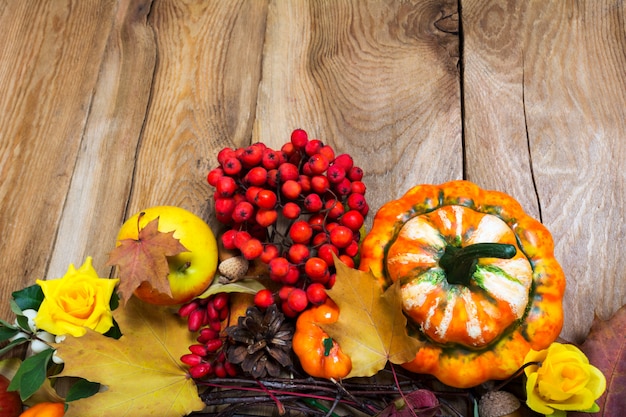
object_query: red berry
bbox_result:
[205,338,224,353]
[291,129,309,148]
[311,231,328,246]
[217,147,237,165]
[254,289,275,309]
[287,288,308,312]
[214,361,228,378]
[262,148,282,170]
[255,189,277,209]
[288,243,310,264]
[267,169,279,187]
[298,174,312,193]
[278,285,295,300]
[260,244,279,264]
[197,328,219,343]
[339,254,355,268]
[189,344,209,356]
[240,238,264,260]
[240,144,264,167]
[305,139,323,156]
[344,239,360,258]
[317,243,339,267]
[281,142,296,157]
[308,213,326,232]
[215,198,236,222]
[207,167,224,186]
[311,175,330,193]
[256,208,278,227]
[347,192,367,210]
[245,186,262,203]
[224,361,238,377]
[281,179,302,200]
[333,153,354,171]
[216,176,237,197]
[282,265,301,285]
[326,164,346,183]
[189,363,213,379]
[281,300,299,318]
[304,257,329,281]
[232,201,254,223]
[330,225,353,248]
[213,292,229,310]
[269,257,290,280]
[245,166,268,186]
[306,283,328,305]
[181,353,203,366]
[319,145,335,162]
[347,166,364,181]
[178,300,200,318]
[350,180,367,194]
[222,156,242,175]
[289,220,313,244]
[278,163,299,182]
[325,199,345,219]
[307,153,330,175]
[233,230,252,249]
[334,178,352,196]
[282,202,302,219]
[303,193,323,212]
[340,209,364,231]
[188,309,206,332]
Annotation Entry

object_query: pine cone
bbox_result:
[225,304,294,378]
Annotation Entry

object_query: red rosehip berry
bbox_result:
[281,179,302,200]
[340,209,365,231]
[256,208,278,227]
[306,283,328,305]
[303,193,323,212]
[245,166,268,186]
[329,225,353,248]
[289,220,313,244]
[254,289,275,309]
[287,288,308,312]
[304,257,329,281]
[291,128,309,148]
[282,202,301,219]
[240,238,264,260]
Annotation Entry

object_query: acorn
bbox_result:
[478,391,522,417]
[218,256,249,281]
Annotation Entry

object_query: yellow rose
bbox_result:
[34,257,119,337]
[524,342,606,417]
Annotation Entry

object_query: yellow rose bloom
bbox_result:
[524,342,606,416]
[34,257,119,337]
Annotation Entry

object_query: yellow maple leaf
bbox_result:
[52,297,205,417]
[322,257,423,378]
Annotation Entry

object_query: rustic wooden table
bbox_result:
[0,0,624,345]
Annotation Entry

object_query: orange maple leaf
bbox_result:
[107,215,188,304]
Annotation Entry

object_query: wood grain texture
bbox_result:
[0,0,116,321]
[521,0,626,342]
[125,0,268,227]
[47,0,157,279]
[463,0,626,341]
[255,0,463,222]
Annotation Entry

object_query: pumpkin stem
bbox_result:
[439,242,516,286]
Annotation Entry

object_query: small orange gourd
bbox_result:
[19,402,65,417]
[359,180,566,388]
[292,299,352,379]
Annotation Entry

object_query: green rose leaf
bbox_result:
[65,378,101,402]
[8,348,54,401]
[12,284,44,312]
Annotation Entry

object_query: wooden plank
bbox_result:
[46,0,157,279]
[125,0,269,227]
[0,1,116,321]
[462,0,626,341]
[255,0,463,221]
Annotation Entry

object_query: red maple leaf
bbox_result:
[107,215,188,304]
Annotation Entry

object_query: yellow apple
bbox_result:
[116,206,218,305]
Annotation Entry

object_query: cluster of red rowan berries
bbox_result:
[207,129,368,316]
